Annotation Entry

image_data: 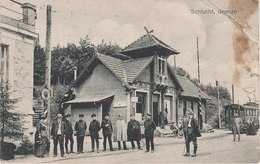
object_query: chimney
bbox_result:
[21,3,37,26]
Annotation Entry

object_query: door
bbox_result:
[153,94,160,126]
[102,100,112,120]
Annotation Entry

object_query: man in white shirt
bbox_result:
[183,109,201,157]
[51,114,65,157]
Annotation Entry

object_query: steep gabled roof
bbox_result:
[120,34,179,55]
[71,53,130,89]
[124,56,154,82]
[176,75,211,100]
[97,53,126,81]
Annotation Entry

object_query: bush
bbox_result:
[14,136,34,155]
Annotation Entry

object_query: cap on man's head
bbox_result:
[118,114,122,117]
[57,114,62,118]
[105,113,109,116]
[130,114,135,117]
[147,113,152,116]
[91,114,96,118]
[65,114,71,118]
[79,114,84,117]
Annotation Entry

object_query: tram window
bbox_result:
[255,109,257,116]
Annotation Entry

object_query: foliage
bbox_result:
[50,84,71,118]
[0,81,24,142]
[14,135,34,155]
[51,36,95,85]
[34,46,46,86]
[176,67,191,79]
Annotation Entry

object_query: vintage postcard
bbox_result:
[0,0,259,163]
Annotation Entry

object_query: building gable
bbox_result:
[74,61,127,102]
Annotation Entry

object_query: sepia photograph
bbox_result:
[0,0,259,163]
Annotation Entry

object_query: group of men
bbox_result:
[50,108,202,158]
[50,112,158,157]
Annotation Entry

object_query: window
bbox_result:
[0,45,9,82]
[158,55,167,76]
[136,92,147,117]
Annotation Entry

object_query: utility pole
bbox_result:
[232,84,234,103]
[45,5,52,139]
[216,80,221,129]
[197,37,202,129]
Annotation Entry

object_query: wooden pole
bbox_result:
[232,84,234,103]
[197,37,202,129]
[216,80,221,129]
[45,5,52,139]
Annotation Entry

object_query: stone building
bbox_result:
[0,2,38,133]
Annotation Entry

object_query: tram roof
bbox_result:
[223,103,244,110]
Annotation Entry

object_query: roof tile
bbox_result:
[176,75,211,100]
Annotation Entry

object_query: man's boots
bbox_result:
[118,141,121,150]
[191,145,197,157]
[91,145,94,152]
[97,143,99,153]
[183,143,190,156]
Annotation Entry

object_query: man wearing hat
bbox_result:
[232,113,242,142]
[64,114,74,154]
[183,109,201,157]
[101,113,115,151]
[89,114,101,153]
[51,114,65,157]
[127,114,142,150]
[144,113,156,153]
[75,114,87,154]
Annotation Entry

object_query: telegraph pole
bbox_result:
[216,80,221,129]
[45,5,52,139]
[197,37,202,129]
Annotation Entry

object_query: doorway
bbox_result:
[102,100,112,120]
[153,94,160,126]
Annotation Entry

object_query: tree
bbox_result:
[0,81,24,142]
[176,67,191,79]
[34,46,46,86]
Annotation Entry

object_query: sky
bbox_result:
[2,0,259,104]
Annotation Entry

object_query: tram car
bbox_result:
[223,102,259,133]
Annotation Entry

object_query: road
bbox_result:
[45,133,259,163]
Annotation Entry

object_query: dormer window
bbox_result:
[158,55,167,76]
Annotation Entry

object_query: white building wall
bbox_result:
[1,21,37,133]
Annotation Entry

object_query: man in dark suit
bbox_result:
[183,109,201,157]
[51,114,65,157]
[64,114,74,154]
[127,114,142,150]
[89,114,101,153]
[101,113,115,151]
[144,113,156,153]
[75,114,87,154]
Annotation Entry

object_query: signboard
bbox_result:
[41,88,50,100]
[114,101,127,107]
[131,97,138,103]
